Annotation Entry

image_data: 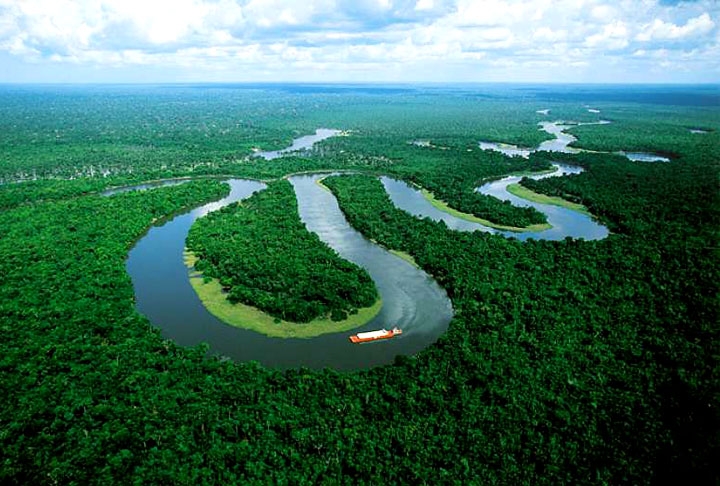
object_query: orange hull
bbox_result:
[349,328,402,344]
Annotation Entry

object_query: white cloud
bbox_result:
[585,21,629,50]
[636,12,715,41]
[591,5,617,23]
[0,0,718,82]
[532,27,567,42]
[415,0,434,11]
[452,0,545,27]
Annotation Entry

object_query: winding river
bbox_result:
[383,163,608,241]
[103,179,190,196]
[120,120,614,370]
[254,128,341,160]
[479,120,669,162]
[125,174,452,371]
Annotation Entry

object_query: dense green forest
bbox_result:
[324,138,555,228]
[186,180,378,324]
[0,84,718,484]
[324,170,718,483]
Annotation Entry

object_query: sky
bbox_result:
[0,0,718,84]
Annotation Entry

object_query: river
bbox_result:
[382,163,609,241]
[124,174,452,370]
[122,122,613,370]
[254,128,341,160]
[478,120,669,162]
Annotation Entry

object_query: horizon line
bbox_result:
[1,81,718,87]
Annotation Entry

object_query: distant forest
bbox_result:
[0,84,717,484]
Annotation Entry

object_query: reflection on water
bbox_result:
[479,120,610,158]
[382,177,498,235]
[126,175,452,370]
[291,175,452,337]
[478,142,533,158]
[479,119,669,163]
[254,128,341,160]
[383,163,608,241]
[475,164,608,241]
[102,179,190,196]
[537,122,584,153]
[620,152,671,163]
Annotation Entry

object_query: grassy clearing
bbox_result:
[367,238,420,269]
[389,249,420,268]
[506,167,558,178]
[315,176,333,193]
[506,183,591,216]
[183,250,382,338]
[419,188,552,233]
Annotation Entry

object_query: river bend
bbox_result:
[120,122,616,370]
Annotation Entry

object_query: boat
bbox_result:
[349,327,402,343]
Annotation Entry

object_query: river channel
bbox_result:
[124,173,452,370]
[382,163,608,241]
[478,120,669,162]
[254,128,341,160]
[121,121,612,370]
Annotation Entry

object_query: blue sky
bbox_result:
[0,0,718,83]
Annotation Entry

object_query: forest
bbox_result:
[186,180,378,325]
[0,84,717,484]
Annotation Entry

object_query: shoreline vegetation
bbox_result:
[506,183,591,216]
[418,187,553,233]
[1,85,717,483]
[183,180,383,337]
[184,250,382,338]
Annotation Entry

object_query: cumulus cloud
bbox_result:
[585,21,630,50]
[0,0,717,82]
[636,12,715,41]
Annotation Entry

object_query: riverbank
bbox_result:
[419,187,552,233]
[506,183,591,216]
[183,250,383,338]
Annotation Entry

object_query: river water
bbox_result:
[103,179,190,196]
[382,164,609,241]
[125,174,452,370]
[254,128,341,160]
[122,122,612,370]
[478,120,669,162]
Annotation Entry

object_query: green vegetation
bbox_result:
[565,107,719,159]
[506,182,591,216]
[0,85,718,484]
[324,168,718,485]
[322,135,554,228]
[388,249,419,268]
[0,178,108,210]
[186,180,379,324]
[186,257,382,338]
[184,248,382,338]
[420,186,553,232]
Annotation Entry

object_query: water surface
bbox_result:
[478,141,533,158]
[126,175,452,370]
[619,152,670,163]
[479,120,609,158]
[254,128,341,160]
[479,119,670,163]
[474,164,609,241]
[103,179,190,196]
[383,164,608,241]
